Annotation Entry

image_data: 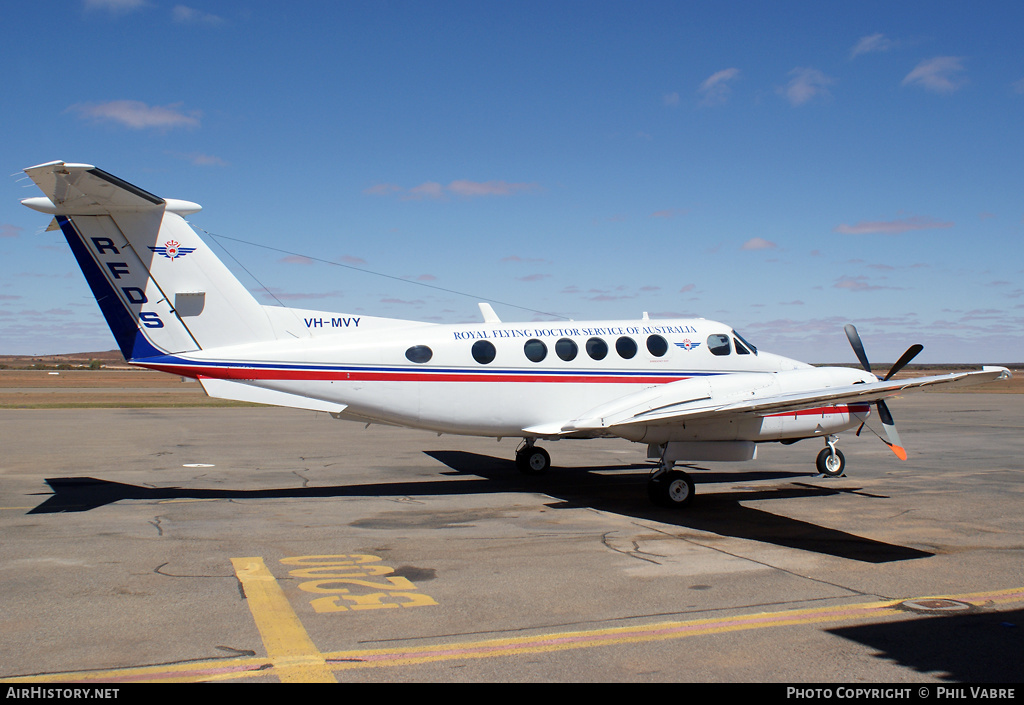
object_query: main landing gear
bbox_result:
[516,438,696,508]
[646,445,696,509]
[816,434,846,477]
[515,440,551,475]
[647,468,695,508]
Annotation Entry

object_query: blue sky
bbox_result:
[2,1,1023,363]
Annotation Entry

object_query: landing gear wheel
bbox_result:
[816,447,846,477]
[647,470,695,508]
[516,446,550,475]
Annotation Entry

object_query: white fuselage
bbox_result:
[140,315,873,444]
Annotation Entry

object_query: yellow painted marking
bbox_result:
[3,585,1022,683]
[230,557,335,683]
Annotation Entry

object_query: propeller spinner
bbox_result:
[844,324,923,460]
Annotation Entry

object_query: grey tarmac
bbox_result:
[0,392,1022,683]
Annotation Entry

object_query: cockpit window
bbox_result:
[734,338,750,355]
[707,334,731,356]
[732,330,757,355]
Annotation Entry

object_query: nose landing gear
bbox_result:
[816,435,846,477]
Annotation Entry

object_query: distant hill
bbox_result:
[0,350,126,368]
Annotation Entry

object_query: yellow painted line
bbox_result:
[321,600,906,669]
[4,584,1022,683]
[320,586,1024,670]
[230,557,336,683]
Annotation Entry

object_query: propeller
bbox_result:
[843,324,923,460]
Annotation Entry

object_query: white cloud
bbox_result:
[188,153,226,166]
[650,208,687,219]
[168,151,226,166]
[447,180,539,197]
[70,100,201,130]
[850,33,894,59]
[172,5,225,25]
[362,183,402,196]
[84,0,148,14]
[366,179,540,200]
[780,68,834,106]
[834,275,901,292]
[698,68,740,106]
[405,182,445,200]
[834,216,954,235]
[741,237,778,251]
[902,57,967,93]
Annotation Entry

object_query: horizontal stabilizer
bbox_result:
[21,161,202,216]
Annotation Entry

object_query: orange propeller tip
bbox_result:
[889,444,908,461]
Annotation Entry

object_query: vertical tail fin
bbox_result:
[22,161,277,360]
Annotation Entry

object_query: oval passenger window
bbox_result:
[472,340,497,364]
[405,345,433,363]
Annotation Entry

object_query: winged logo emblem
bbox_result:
[149,240,196,261]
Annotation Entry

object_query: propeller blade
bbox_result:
[843,325,912,459]
[844,324,873,375]
[876,399,907,460]
[883,344,924,381]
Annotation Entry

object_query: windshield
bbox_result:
[732,330,758,355]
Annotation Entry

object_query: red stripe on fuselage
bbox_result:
[139,363,692,385]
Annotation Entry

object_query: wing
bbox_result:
[524,366,1011,436]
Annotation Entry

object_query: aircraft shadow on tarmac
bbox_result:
[426,450,932,564]
[828,607,1024,682]
[31,450,930,564]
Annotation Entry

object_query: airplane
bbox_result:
[20,161,1012,509]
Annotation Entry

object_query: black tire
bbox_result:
[816,447,846,477]
[516,446,550,475]
[647,470,695,508]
